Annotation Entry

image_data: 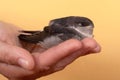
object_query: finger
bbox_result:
[34,39,82,70]
[0,41,35,70]
[53,38,101,71]
[81,38,101,53]
[81,38,97,50]
[90,43,101,53]
[0,63,34,79]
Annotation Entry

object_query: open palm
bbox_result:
[0,22,101,80]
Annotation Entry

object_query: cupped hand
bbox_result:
[0,21,101,80]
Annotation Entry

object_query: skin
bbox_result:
[0,21,101,80]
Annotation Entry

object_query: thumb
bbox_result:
[0,41,34,70]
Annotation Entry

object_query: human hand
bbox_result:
[0,22,101,80]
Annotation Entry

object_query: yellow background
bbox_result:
[0,0,120,80]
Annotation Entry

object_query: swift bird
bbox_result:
[18,16,94,48]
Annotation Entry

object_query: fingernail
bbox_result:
[92,46,101,53]
[18,58,29,69]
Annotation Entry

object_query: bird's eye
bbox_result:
[81,22,89,26]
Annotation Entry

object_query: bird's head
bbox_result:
[47,16,94,39]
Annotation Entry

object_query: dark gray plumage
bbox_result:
[18,16,94,48]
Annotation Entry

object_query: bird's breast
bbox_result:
[38,35,63,48]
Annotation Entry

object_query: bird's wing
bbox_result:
[19,30,41,34]
[18,30,50,43]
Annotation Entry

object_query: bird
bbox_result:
[18,16,94,48]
